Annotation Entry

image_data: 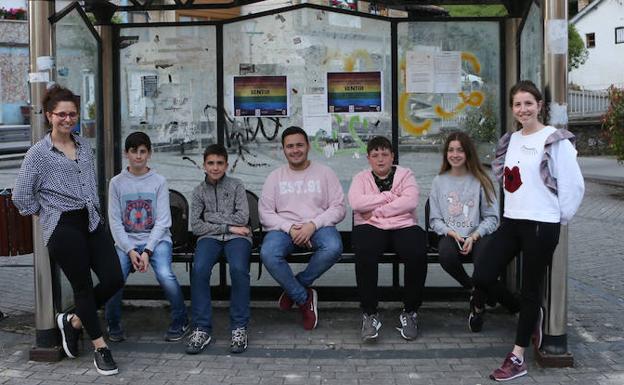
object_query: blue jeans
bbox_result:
[260,226,343,305]
[105,241,187,330]
[191,237,251,332]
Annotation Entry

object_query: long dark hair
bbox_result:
[509,80,549,127]
[440,131,496,205]
[41,85,79,127]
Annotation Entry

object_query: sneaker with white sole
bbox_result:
[165,319,189,342]
[299,288,318,330]
[396,310,418,340]
[93,347,119,376]
[57,313,81,358]
[278,291,294,310]
[468,295,485,333]
[490,352,527,381]
[185,328,211,354]
[361,313,382,342]
[230,327,248,354]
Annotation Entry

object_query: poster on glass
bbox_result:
[233,75,289,117]
[326,71,383,113]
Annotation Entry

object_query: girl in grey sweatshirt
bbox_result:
[429,132,519,330]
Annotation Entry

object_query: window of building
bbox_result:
[586,32,596,48]
[616,27,624,44]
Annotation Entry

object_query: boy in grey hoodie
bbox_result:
[105,132,188,342]
[185,144,252,355]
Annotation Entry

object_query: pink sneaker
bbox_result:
[278,291,294,310]
[490,353,528,381]
[299,288,318,330]
[532,306,544,349]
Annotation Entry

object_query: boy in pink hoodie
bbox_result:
[348,136,427,342]
[259,126,345,330]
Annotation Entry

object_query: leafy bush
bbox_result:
[460,87,498,143]
[0,7,27,20]
[603,85,624,163]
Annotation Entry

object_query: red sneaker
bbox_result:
[299,288,318,330]
[490,353,528,381]
[532,306,544,349]
[278,291,294,310]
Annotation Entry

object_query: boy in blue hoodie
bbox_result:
[105,132,188,342]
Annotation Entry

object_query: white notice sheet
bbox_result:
[406,51,434,93]
[433,51,461,94]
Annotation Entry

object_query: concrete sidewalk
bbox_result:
[578,156,624,186]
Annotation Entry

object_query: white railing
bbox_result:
[568,89,609,118]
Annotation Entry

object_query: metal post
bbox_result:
[539,0,573,367]
[100,24,115,195]
[503,18,521,293]
[28,0,63,362]
[87,0,117,196]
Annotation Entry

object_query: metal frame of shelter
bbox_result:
[27,0,571,367]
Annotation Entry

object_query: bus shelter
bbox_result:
[27,0,571,367]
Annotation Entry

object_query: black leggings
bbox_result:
[437,234,491,289]
[47,210,124,340]
[473,218,560,347]
[439,234,519,311]
[353,224,428,315]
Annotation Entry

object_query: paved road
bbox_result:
[0,179,623,384]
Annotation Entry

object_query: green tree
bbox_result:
[568,23,588,71]
[603,86,624,163]
[444,5,507,17]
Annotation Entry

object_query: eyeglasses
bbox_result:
[51,111,78,120]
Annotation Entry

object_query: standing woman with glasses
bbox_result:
[12,85,124,376]
[472,80,584,381]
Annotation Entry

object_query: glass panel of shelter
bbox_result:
[396,20,502,286]
[54,7,101,311]
[520,2,543,87]
[397,20,502,222]
[221,8,392,232]
[118,25,219,202]
[115,8,504,289]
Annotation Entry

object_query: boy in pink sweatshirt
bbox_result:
[348,136,427,342]
[259,126,345,330]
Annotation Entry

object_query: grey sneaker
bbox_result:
[397,310,418,340]
[361,313,382,342]
[230,327,248,354]
[185,328,211,355]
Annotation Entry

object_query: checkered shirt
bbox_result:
[12,133,102,245]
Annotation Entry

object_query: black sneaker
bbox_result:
[230,327,248,354]
[185,328,211,355]
[165,319,189,342]
[106,325,126,343]
[468,296,485,333]
[57,313,81,358]
[93,347,119,376]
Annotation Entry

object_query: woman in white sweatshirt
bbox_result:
[473,80,585,381]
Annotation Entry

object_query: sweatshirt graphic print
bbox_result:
[122,193,156,233]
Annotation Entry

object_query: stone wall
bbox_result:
[568,119,613,156]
